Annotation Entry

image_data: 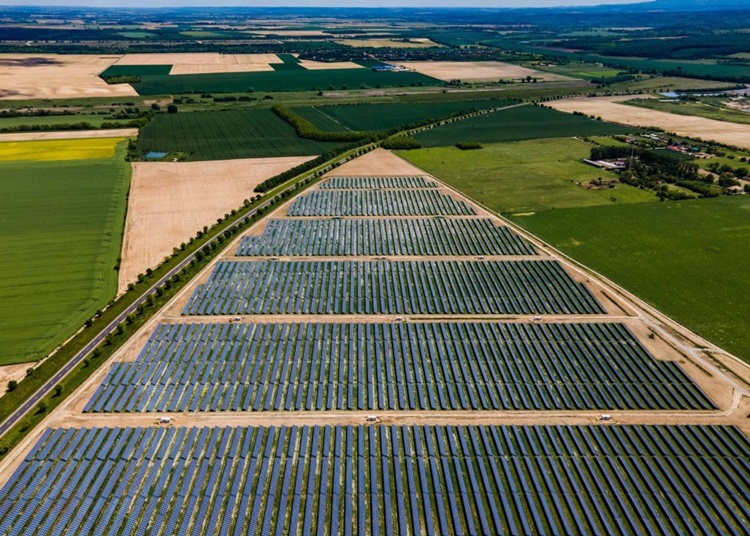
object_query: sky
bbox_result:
[0,0,646,7]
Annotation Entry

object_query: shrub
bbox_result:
[456,141,483,150]
[382,136,422,150]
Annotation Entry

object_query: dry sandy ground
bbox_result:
[337,38,442,48]
[297,59,363,70]
[246,30,332,37]
[325,148,428,177]
[0,54,137,100]
[548,96,750,149]
[118,156,315,294]
[0,363,33,391]
[115,53,281,66]
[116,53,280,75]
[396,61,575,82]
[114,53,362,75]
[0,128,138,142]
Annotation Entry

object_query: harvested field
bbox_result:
[114,53,282,75]
[336,38,442,48]
[548,96,750,149]
[0,54,136,100]
[115,53,280,66]
[396,61,574,82]
[246,30,332,37]
[0,129,137,143]
[169,63,274,75]
[325,148,427,177]
[118,156,314,294]
[297,59,363,70]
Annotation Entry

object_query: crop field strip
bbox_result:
[3,424,750,536]
[287,190,475,216]
[320,176,438,189]
[294,100,515,133]
[131,68,442,96]
[182,260,604,316]
[236,218,537,257]
[83,322,713,413]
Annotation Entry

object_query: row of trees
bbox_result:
[271,105,379,143]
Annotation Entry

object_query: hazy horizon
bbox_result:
[0,0,647,8]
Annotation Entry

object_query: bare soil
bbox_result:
[115,53,282,75]
[396,61,575,82]
[0,54,137,100]
[336,39,442,49]
[297,60,363,70]
[117,156,314,294]
[0,129,138,142]
[325,148,429,177]
[0,363,33,390]
[548,96,750,149]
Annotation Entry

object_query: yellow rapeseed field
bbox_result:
[0,137,125,162]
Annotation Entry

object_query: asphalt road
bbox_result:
[0,198,273,440]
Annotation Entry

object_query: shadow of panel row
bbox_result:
[84,322,712,413]
[3,424,748,536]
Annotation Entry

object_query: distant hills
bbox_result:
[602,0,749,11]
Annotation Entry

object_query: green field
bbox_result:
[514,197,750,363]
[131,68,441,95]
[413,105,637,147]
[399,138,656,214]
[137,109,344,160]
[0,114,135,130]
[99,65,173,77]
[609,76,740,93]
[528,62,621,80]
[295,99,514,132]
[624,98,750,125]
[0,142,131,364]
[493,44,750,82]
[118,31,157,39]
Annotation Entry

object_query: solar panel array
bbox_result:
[3,425,750,536]
[182,260,605,316]
[236,218,537,257]
[84,322,713,413]
[287,189,476,217]
[5,170,736,535]
[320,176,438,189]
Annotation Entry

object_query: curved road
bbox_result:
[0,198,273,439]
